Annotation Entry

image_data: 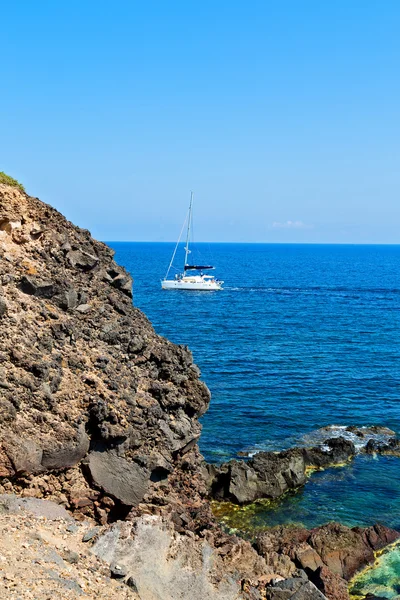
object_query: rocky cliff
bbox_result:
[0,183,210,516]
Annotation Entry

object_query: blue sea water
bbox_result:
[109,242,400,534]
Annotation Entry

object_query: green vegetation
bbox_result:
[0,172,25,192]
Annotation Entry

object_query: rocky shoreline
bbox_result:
[0,182,399,599]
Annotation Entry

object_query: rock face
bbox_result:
[0,183,209,518]
[92,515,271,600]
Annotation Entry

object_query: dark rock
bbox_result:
[0,297,7,316]
[41,426,90,470]
[67,249,99,271]
[303,437,356,468]
[82,527,102,542]
[110,562,128,578]
[110,273,133,297]
[87,449,149,506]
[365,436,400,456]
[125,576,138,591]
[209,437,357,505]
[19,275,58,298]
[209,449,306,504]
[128,335,145,354]
[55,288,79,310]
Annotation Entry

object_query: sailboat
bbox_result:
[161,193,223,290]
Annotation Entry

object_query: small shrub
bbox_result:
[0,172,25,192]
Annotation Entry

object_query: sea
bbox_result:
[109,242,400,593]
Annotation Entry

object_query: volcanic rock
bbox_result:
[0,183,210,511]
[207,437,356,505]
[207,448,307,504]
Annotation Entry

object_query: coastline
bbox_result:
[0,183,399,599]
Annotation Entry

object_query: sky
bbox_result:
[1,1,400,243]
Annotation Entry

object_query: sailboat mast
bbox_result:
[184,191,193,269]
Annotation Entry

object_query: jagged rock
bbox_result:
[303,437,356,468]
[208,437,356,505]
[67,249,99,270]
[19,275,58,298]
[110,272,133,297]
[208,449,306,504]
[266,577,327,599]
[0,183,210,514]
[256,522,400,599]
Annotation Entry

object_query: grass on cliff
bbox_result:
[0,172,25,192]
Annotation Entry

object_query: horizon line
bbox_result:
[104,240,400,246]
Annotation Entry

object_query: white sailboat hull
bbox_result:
[162,277,223,291]
[161,192,224,291]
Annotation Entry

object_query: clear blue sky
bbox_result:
[1,1,400,243]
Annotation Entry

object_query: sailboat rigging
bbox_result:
[161,193,223,290]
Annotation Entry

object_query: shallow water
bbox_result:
[350,542,400,599]
[110,242,400,589]
[213,455,400,535]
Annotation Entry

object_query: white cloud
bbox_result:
[272,220,313,229]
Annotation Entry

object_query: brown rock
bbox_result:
[311,566,349,600]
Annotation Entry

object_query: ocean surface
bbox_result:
[109,243,400,537]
